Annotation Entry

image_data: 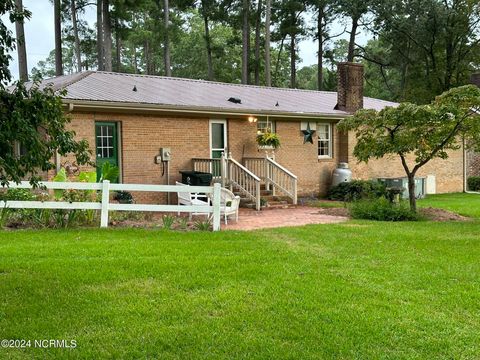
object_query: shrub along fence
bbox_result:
[0,181,222,231]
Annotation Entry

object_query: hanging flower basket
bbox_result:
[256,131,280,149]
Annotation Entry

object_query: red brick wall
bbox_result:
[346,131,464,193]
[65,112,209,203]
[64,111,464,202]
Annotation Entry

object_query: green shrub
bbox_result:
[194,218,212,231]
[177,217,188,230]
[467,176,480,191]
[350,197,419,221]
[328,180,388,202]
[113,191,134,204]
[162,214,175,230]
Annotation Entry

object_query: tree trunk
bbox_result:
[290,33,296,88]
[103,0,112,71]
[54,0,63,76]
[407,173,417,212]
[96,0,104,70]
[202,12,213,81]
[71,0,82,72]
[241,0,250,84]
[163,0,171,76]
[273,36,285,86]
[133,47,138,74]
[254,0,262,85]
[400,154,417,213]
[14,0,28,81]
[145,41,151,75]
[264,0,271,87]
[347,16,358,62]
[114,16,121,72]
[317,6,324,90]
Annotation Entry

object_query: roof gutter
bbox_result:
[63,99,350,121]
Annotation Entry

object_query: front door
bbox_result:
[209,119,227,176]
[95,122,119,181]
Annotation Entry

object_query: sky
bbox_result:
[3,0,368,81]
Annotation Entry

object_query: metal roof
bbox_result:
[39,71,398,117]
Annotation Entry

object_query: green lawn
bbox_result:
[419,192,480,218]
[0,195,480,359]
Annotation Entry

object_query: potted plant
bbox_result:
[256,131,280,150]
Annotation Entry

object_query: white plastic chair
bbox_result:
[176,181,210,220]
[217,187,240,224]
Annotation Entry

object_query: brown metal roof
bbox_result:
[40,71,398,117]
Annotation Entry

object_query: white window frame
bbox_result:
[317,122,333,159]
[209,119,228,158]
[257,120,276,135]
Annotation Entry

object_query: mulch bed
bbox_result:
[419,207,471,222]
[315,205,472,222]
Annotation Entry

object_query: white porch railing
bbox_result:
[192,158,222,181]
[1,181,222,231]
[193,154,261,210]
[244,156,298,205]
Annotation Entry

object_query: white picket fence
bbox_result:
[0,181,222,231]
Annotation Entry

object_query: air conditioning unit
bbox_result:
[377,177,426,199]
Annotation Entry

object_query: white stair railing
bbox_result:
[228,157,261,211]
[244,156,297,205]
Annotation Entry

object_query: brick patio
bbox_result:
[221,207,348,231]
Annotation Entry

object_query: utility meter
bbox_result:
[160,147,171,162]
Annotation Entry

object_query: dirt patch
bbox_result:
[314,207,350,217]
[420,207,471,222]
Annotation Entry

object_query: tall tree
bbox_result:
[0,3,91,186]
[54,0,63,75]
[70,0,82,72]
[102,0,112,71]
[14,0,28,81]
[367,0,480,103]
[274,0,307,88]
[163,0,171,76]
[264,0,271,86]
[241,0,250,84]
[96,0,104,70]
[308,0,339,90]
[199,0,214,80]
[337,0,371,62]
[254,0,262,85]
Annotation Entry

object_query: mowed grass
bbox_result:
[1,219,480,359]
[418,192,480,218]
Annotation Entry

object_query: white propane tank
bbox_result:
[332,162,352,187]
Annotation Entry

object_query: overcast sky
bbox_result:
[3,0,368,81]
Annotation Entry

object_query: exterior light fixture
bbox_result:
[248,116,257,123]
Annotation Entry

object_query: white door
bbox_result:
[209,119,227,159]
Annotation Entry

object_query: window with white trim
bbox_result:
[317,123,332,158]
[257,120,275,134]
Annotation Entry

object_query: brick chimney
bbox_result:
[336,62,364,112]
[471,73,480,87]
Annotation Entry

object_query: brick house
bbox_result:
[44,62,464,206]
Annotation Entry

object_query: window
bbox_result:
[96,124,115,158]
[257,120,275,134]
[317,123,332,158]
